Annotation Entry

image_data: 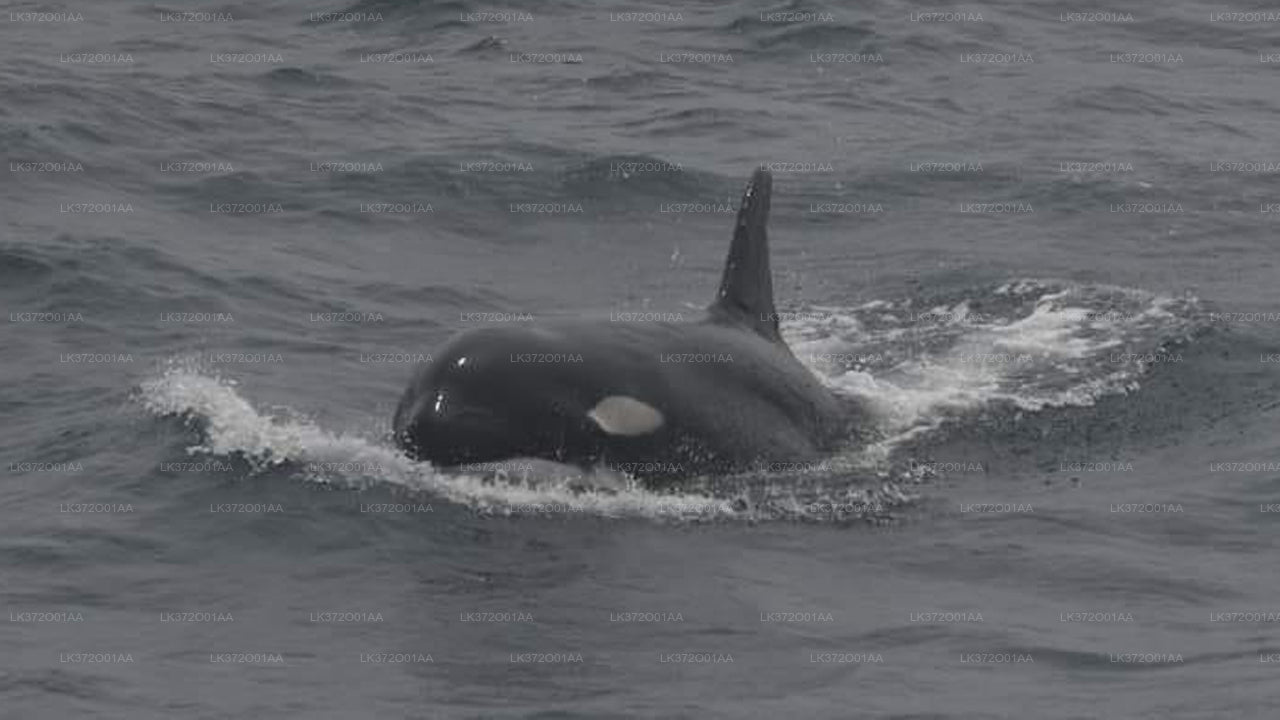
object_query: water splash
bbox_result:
[785,279,1202,454]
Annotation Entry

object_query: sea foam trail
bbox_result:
[785,280,1201,452]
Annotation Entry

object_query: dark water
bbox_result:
[4,0,1280,717]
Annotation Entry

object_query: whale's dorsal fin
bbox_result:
[709,169,781,342]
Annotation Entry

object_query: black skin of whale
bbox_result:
[393,169,854,480]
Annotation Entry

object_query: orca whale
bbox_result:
[393,169,853,480]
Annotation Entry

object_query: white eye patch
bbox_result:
[586,395,664,436]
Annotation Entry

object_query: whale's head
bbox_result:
[394,328,548,466]
[393,326,662,468]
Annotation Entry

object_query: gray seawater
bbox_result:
[4,0,1280,717]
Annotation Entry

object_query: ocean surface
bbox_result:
[4,0,1280,717]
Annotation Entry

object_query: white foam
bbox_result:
[785,281,1198,454]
